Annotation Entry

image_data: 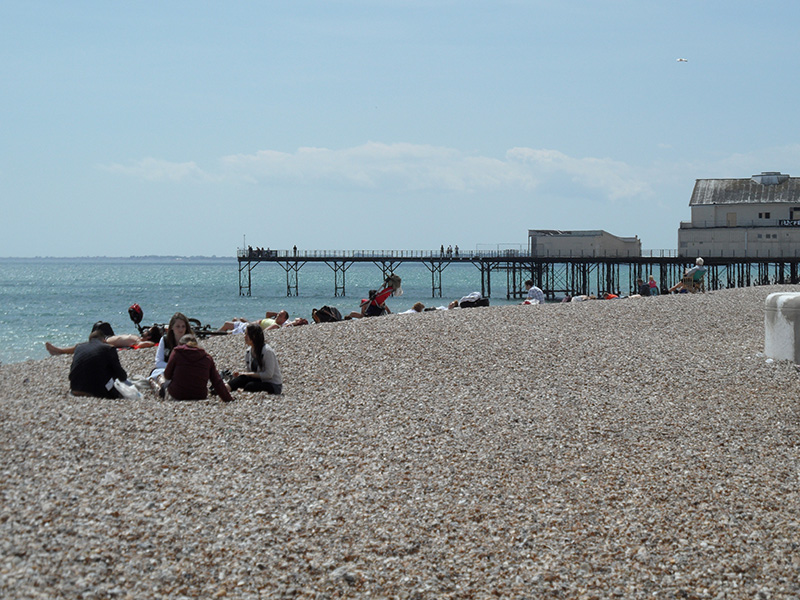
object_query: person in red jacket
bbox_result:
[346,274,403,319]
[163,334,233,402]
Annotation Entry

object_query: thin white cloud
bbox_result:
[220,142,535,191]
[101,142,653,200]
[506,148,652,200]
[100,157,216,182]
[221,142,646,198]
[640,143,800,193]
[710,144,800,177]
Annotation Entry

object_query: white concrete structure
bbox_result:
[764,292,800,363]
[528,230,641,258]
[678,172,800,258]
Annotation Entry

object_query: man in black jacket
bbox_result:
[69,330,128,398]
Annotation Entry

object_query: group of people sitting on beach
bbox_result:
[60,311,282,402]
[51,273,452,401]
[50,274,404,402]
[51,263,707,401]
[520,258,708,303]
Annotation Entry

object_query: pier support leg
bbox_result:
[422,260,449,298]
[325,261,353,297]
[238,260,253,296]
[279,260,306,297]
[475,260,495,298]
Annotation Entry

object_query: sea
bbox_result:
[0,256,524,365]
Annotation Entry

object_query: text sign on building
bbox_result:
[779,219,800,227]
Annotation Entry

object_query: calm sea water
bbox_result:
[0,257,522,364]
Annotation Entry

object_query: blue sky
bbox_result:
[2,1,800,257]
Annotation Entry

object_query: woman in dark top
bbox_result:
[163,334,233,402]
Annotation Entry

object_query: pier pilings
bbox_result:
[237,249,800,299]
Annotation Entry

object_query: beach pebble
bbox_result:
[1,285,799,597]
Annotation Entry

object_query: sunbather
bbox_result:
[217,310,289,333]
[46,322,161,355]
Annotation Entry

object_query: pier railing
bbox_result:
[239,248,510,259]
[237,248,680,260]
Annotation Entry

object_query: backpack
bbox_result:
[128,303,144,325]
[314,305,343,323]
[459,297,490,308]
[458,292,490,308]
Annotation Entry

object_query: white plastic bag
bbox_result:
[114,379,143,400]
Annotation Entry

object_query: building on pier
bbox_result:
[679,172,800,258]
[527,229,641,258]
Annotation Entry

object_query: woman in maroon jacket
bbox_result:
[163,334,233,402]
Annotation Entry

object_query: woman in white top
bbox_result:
[150,312,192,381]
[226,323,282,394]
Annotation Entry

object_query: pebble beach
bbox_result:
[1,285,799,599]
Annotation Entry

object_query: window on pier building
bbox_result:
[758,212,771,219]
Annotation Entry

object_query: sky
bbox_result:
[2,0,800,257]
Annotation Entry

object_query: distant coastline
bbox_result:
[0,255,235,262]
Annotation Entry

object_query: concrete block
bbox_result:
[764,292,800,363]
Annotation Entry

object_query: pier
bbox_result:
[237,248,800,299]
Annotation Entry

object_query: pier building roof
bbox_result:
[690,172,800,206]
[528,229,639,244]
